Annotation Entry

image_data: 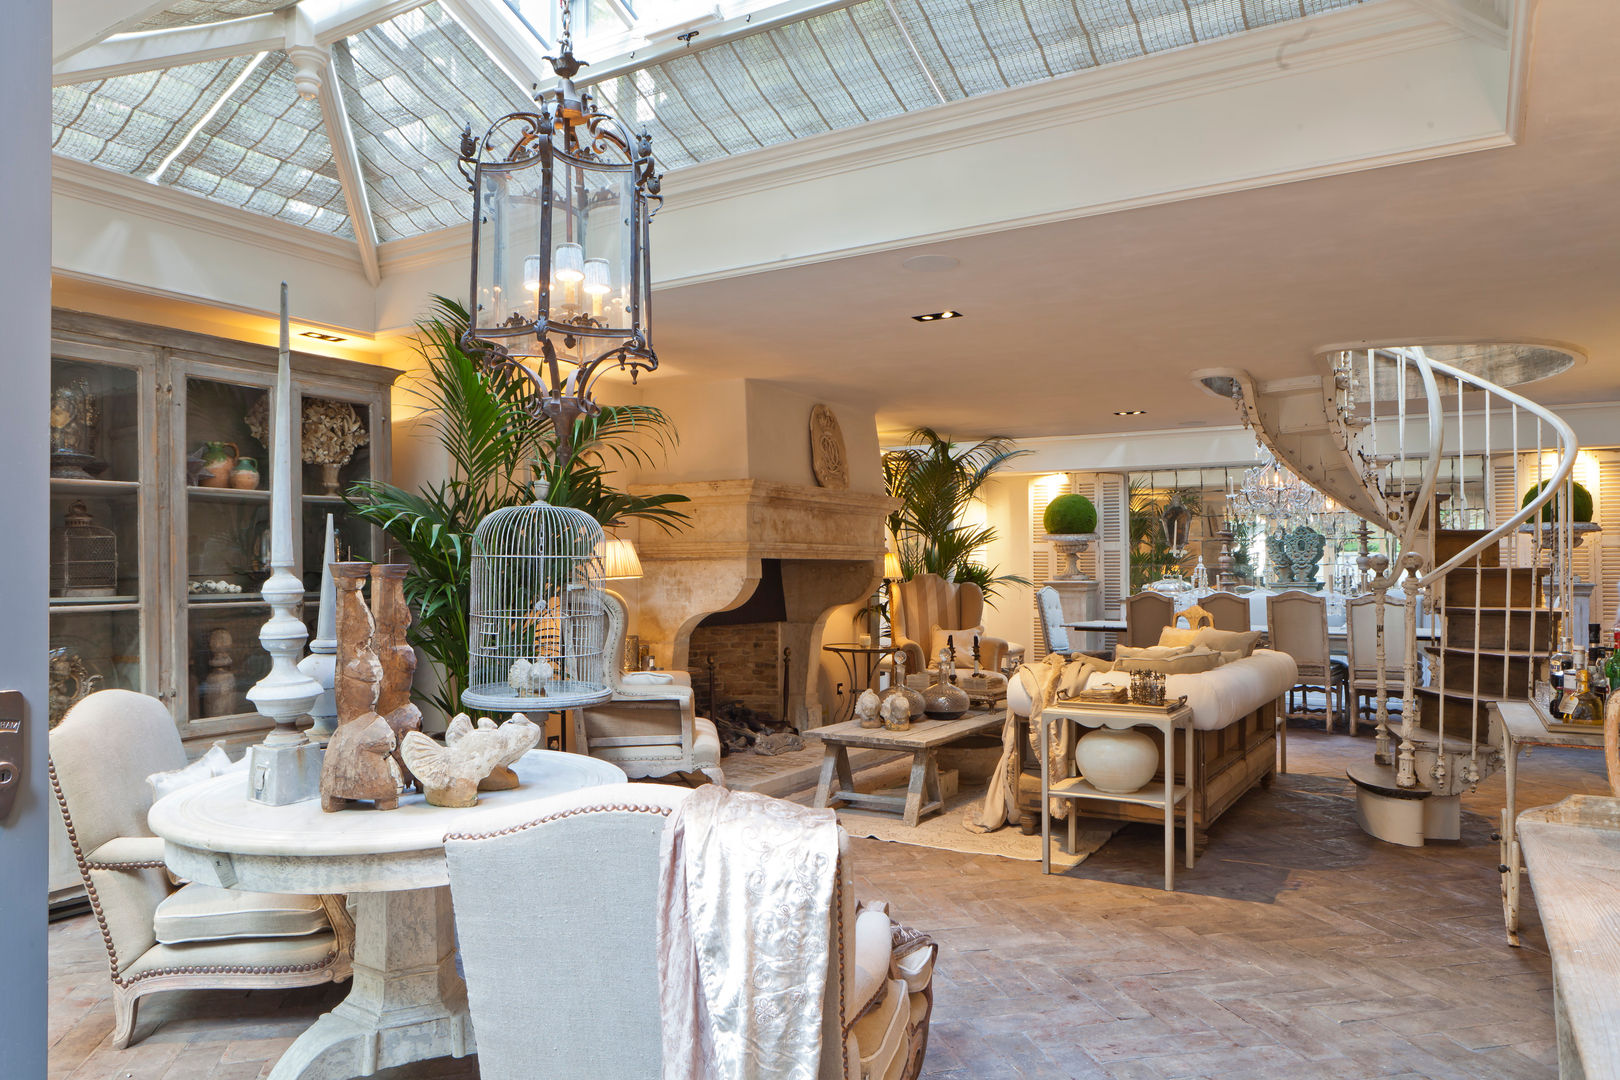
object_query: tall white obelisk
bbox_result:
[245,283,324,804]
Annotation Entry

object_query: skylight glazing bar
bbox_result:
[148,51,268,181]
[879,0,945,102]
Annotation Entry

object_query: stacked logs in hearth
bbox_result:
[698,653,804,756]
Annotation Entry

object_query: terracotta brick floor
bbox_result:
[50,727,1605,1079]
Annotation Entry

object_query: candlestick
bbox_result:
[245,282,325,804]
[297,514,339,737]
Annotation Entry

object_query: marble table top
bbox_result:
[149,749,626,894]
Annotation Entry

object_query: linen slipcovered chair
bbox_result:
[891,572,1015,676]
[50,690,352,1048]
[444,783,935,1080]
[1036,586,1073,659]
[1266,590,1349,749]
[576,589,725,786]
[1123,591,1175,648]
[1200,591,1251,633]
[1347,593,1414,734]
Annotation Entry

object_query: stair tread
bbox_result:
[1416,686,1534,703]
[1347,761,1432,799]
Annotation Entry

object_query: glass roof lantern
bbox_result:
[460,0,661,464]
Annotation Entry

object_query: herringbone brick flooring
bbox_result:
[49,728,1603,1079]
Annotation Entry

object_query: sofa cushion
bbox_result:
[1159,626,1264,658]
[692,717,722,769]
[895,942,936,993]
[125,929,338,977]
[1116,644,1225,675]
[153,883,329,945]
[929,626,980,666]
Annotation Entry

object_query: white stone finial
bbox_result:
[246,283,325,803]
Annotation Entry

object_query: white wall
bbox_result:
[4,0,51,1071]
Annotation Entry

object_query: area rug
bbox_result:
[786,762,1118,869]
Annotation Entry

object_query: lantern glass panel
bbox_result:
[551,154,636,345]
[473,162,549,347]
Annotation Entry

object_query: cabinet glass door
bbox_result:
[48,356,148,725]
[181,373,273,730]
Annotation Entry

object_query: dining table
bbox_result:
[148,749,626,1080]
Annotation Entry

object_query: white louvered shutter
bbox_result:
[1029,474,1070,658]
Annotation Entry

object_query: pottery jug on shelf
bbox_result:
[197,441,238,488]
[230,456,261,490]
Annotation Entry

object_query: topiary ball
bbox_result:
[1043,493,1098,535]
[1522,479,1594,523]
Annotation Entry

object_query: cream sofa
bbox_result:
[444,783,934,1080]
[1009,649,1298,837]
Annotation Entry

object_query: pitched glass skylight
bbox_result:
[51,0,1377,244]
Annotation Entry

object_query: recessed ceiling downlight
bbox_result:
[912,311,962,322]
[300,330,347,342]
[901,254,960,273]
[1114,409,1146,416]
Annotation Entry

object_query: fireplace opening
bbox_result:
[688,560,798,753]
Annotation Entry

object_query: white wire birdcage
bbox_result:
[463,488,611,712]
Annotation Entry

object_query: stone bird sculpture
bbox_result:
[402,714,542,807]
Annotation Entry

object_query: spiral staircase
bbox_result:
[1205,346,1581,846]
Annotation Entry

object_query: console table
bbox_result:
[1492,699,1605,946]
[148,750,625,1080]
[1040,699,1195,889]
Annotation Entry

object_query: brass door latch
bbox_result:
[0,691,21,823]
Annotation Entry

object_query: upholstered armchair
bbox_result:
[1267,589,1349,740]
[445,783,934,1080]
[50,690,352,1048]
[576,589,725,786]
[892,572,1015,677]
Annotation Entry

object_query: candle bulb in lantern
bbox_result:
[554,243,584,309]
[583,258,611,319]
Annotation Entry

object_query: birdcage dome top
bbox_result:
[463,489,612,712]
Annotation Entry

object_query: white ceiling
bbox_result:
[648,0,1620,440]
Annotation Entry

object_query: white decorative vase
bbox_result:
[1074,728,1160,794]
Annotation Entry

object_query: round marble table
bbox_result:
[149,749,626,1080]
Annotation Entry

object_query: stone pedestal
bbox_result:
[267,887,472,1080]
[246,736,323,805]
[1047,578,1102,652]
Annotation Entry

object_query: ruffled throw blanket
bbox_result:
[658,785,840,1080]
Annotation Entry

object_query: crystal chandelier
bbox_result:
[1227,446,1327,525]
[458,0,661,465]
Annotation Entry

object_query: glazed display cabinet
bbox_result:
[48,310,398,750]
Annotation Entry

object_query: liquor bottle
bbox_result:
[1568,667,1604,726]
[1605,647,1620,705]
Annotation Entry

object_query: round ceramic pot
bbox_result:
[1074,727,1160,794]
[230,457,261,489]
[197,441,237,488]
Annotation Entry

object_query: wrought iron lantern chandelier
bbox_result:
[458,0,661,464]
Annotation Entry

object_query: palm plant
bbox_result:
[1129,481,1203,591]
[884,427,1029,601]
[346,296,688,717]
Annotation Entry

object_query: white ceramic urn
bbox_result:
[1074,728,1160,794]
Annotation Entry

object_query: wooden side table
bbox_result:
[1492,699,1604,946]
[812,712,1002,826]
[1040,699,1195,889]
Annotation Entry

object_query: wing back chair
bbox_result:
[444,783,934,1080]
[576,589,724,786]
[50,690,352,1047]
[892,573,1012,677]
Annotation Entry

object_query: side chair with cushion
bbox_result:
[1347,593,1413,734]
[1036,585,1073,659]
[1266,590,1349,743]
[892,572,1017,676]
[445,783,935,1080]
[1123,591,1175,648]
[50,690,352,1048]
[577,589,725,786]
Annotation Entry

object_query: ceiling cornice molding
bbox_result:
[52,158,366,274]
[662,3,1494,215]
[377,224,468,273]
[52,268,377,341]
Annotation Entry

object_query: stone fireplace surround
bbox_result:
[633,478,894,729]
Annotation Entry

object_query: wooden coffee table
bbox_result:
[812,712,1001,827]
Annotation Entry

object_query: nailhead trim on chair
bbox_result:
[443,801,675,843]
[49,756,342,990]
[50,756,125,985]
